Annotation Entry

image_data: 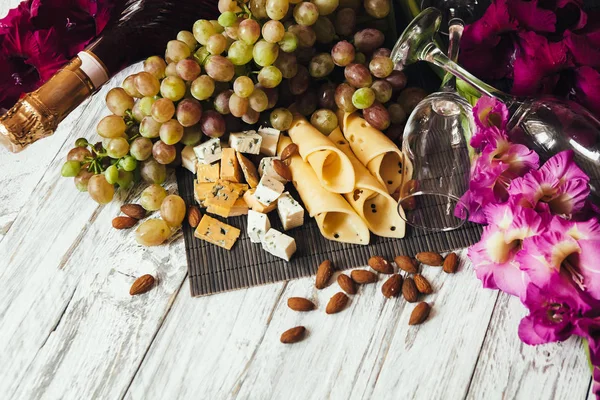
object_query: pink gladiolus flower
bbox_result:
[472,96,510,133]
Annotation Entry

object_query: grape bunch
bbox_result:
[62,0,427,204]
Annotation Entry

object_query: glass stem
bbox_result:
[440,18,463,92]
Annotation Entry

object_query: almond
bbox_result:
[443,252,459,274]
[382,274,403,298]
[402,277,419,302]
[121,203,146,220]
[315,260,334,289]
[414,274,433,294]
[273,159,292,181]
[416,251,444,266]
[129,274,155,295]
[112,216,138,230]
[280,326,306,343]
[368,256,394,274]
[187,205,202,228]
[280,143,299,161]
[287,297,315,312]
[326,292,349,314]
[337,274,356,295]
[351,269,378,284]
[409,302,431,325]
[394,255,418,274]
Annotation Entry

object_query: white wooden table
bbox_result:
[0,3,593,398]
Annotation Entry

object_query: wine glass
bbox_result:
[391,8,600,203]
[397,16,475,231]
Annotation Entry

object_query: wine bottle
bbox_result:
[0,0,218,153]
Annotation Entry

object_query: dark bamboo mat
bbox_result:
[176,168,482,297]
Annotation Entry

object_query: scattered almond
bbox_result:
[273,159,293,181]
[337,274,356,295]
[368,256,394,274]
[443,252,459,274]
[112,216,138,230]
[326,292,349,314]
[402,277,419,302]
[416,251,444,266]
[280,326,307,343]
[382,274,403,298]
[394,255,418,274]
[187,205,202,228]
[280,143,299,161]
[315,260,334,289]
[121,204,146,220]
[414,274,433,294]
[351,269,378,284]
[129,274,155,295]
[409,302,431,325]
[287,297,315,312]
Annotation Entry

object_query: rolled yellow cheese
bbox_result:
[278,136,370,245]
[329,128,406,238]
[340,112,407,195]
[288,116,355,194]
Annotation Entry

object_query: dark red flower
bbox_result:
[573,66,600,118]
[506,0,556,33]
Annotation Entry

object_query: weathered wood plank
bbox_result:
[466,292,591,400]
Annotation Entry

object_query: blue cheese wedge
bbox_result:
[261,228,297,261]
[181,145,198,174]
[194,215,240,250]
[205,180,242,217]
[257,126,281,156]
[254,175,285,206]
[243,188,277,213]
[229,131,262,154]
[220,148,242,182]
[247,210,271,243]
[277,192,304,231]
[193,138,222,165]
[258,157,286,183]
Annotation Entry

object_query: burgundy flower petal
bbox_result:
[461,0,518,49]
[459,35,515,81]
[573,66,600,118]
[507,0,556,33]
[564,30,600,68]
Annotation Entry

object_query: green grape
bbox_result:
[75,138,88,148]
[68,146,91,162]
[294,2,319,26]
[177,30,198,51]
[116,169,134,189]
[88,175,115,204]
[234,64,250,78]
[140,116,162,138]
[160,195,187,226]
[130,137,154,161]
[210,19,225,34]
[238,19,261,44]
[140,184,168,211]
[144,56,167,79]
[204,55,235,82]
[352,87,375,109]
[225,21,241,40]
[151,98,175,123]
[176,59,201,81]
[97,115,126,138]
[262,20,285,43]
[138,96,156,117]
[249,88,269,112]
[266,0,289,20]
[165,62,178,77]
[371,80,393,103]
[193,19,217,45]
[313,17,335,44]
[287,24,316,48]
[160,76,186,101]
[105,88,135,117]
[278,32,298,53]
[134,72,160,97]
[242,108,260,124]
[206,34,227,55]
[311,0,338,15]
[258,66,282,88]
[140,159,167,184]
[122,74,142,98]
[310,108,338,134]
[159,119,184,145]
[131,101,146,122]
[135,219,171,246]
[354,52,366,64]
[308,53,334,78]
[120,156,138,172]
[153,140,177,164]
[106,137,130,159]
[229,93,249,117]
[165,40,192,63]
[218,11,237,27]
[331,40,355,66]
[369,56,394,78]
[270,108,293,130]
[191,75,216,100]
[194,47,211,65]
[227,40,254,65]
[233,76,254,98]
[181,126,203,146]
[250,0,269,18]
[253,40,279,67]
[61,160,81,177]
[74,170,94,192]
[104,164,119,184]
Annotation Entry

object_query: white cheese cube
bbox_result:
[277,192,304,231]
[261,228,297,261]
[254,175,285,205]
[181,145,197,174]
[228,131,262,154]
[257,126,281,156]
[247,210,271,243]
[194,138,222,165]
[258,157,286,184]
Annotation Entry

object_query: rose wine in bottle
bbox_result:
[0,0,218,152]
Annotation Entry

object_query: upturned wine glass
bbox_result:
[392,8,600,203]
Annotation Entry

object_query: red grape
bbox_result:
[363,102,390,131]
[176,98,203,127]
[331,41,355,66]
[354,29,384,53]
[200,110,226,137]
[344,63,372,88]
[335,83,357,112]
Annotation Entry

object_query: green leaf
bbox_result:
[456,79,481,107]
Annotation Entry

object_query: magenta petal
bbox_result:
[461,0,517,48]
[573,66,600,119]
[569,240,600,300]
[518,315,552,345]
[473,96,510,131]
[507,0,556,33]
[548,178,590,215]
[552,218,600,241]
[564,30,600,68]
